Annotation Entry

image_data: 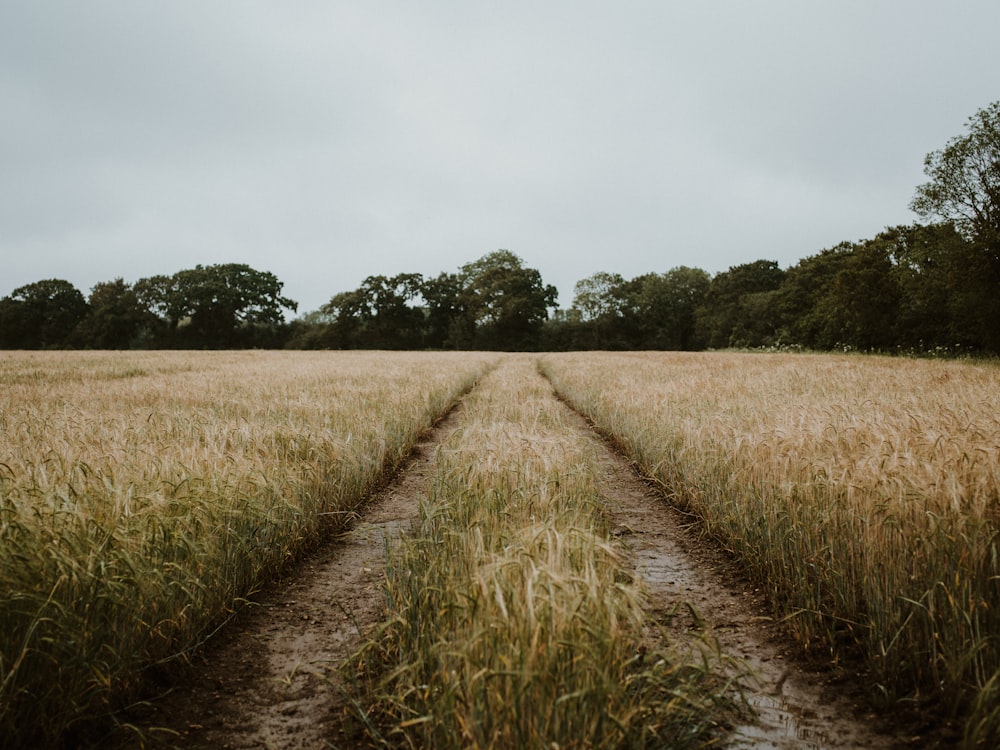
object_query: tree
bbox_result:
[812,239,901,351]
[572,272,629,322]
[911,101,1000,251]
[634,266,711,350]
[136,264,297,347]
[357,273,426,348]
[420,272,467,349]
[773,244,855,348]
[910,101,1000,351]
[886,223,988,352]
[570,272,633,348]
[324,273,425,349]
[283,308,336,349]
[318,289,366,348]
[133,274,182,333]
[458,250,558,349]
[0,279,88,349]
[75,278,159,348]
[695,260,785,348]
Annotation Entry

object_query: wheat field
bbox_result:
[351,356,737,749]
[0,350,493,747]
[3,350,998,747]
[541,351,1000,745]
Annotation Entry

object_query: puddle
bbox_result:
[731,691,833,749]
[593,449,897,748]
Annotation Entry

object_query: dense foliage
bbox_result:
[3,102,998,354]
[0,263,297,350]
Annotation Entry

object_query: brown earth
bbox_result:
[116,362,951,749]
[118,407,452,750]
[588,419,909,749]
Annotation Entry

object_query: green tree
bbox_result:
[458,250,557,349]
[362,273,426,348]
[283,308,336,349]
[538,307,590,351]
[772,244,854,348]
[634,266,711,350]
[313,273,427,349]
[572,272,629,322]
[318,289,366,348]
[570,272,633,348]
[775,227,982,353]
[911,101,1000,252]
[910,101,1000,351]
[339,273,425,349]
[812,239,900,351]
[0,279,88,349]
[136,264,297,347]
[695,260,785,348]
[886,223,980,351]
[75,278,160,348]
[420,272,467,349]
[133,274,182,333]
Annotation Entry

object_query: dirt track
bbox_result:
[121,407,450,749]
[121,360,917,749]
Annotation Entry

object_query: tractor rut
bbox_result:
[119,363,929,748]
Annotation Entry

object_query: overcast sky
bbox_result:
[2,2,998,315]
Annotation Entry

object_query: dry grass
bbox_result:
[352,356,739,749]
[0,350,493,747]
[540,351,1000,746]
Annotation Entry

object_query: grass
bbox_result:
[351,356,739,749]
[0,350,494,748]
[540,351,1000,747]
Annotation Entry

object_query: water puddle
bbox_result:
[595,451,894,748]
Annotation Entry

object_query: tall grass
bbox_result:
[0,351,493,748]
[352,357,738,749]
[540,351,1000,745]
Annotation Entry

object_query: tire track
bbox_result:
[119,406,461,749]
[121,359,913,748]
[550,379,909,749]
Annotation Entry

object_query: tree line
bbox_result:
[550,221,995,355]
[3,101,998,354]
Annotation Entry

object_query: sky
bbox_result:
[2,2,999,316]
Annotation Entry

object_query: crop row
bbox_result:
[350,357,737,748]
[0,351,493,747]
[541,351,1000,746]
[5,350,997,747]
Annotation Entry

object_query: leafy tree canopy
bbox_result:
[911,101,1000,251]
[136,263,297,347]
[76,278,159,349]
[572,272,628,322]
[458,250,558,349]
[0,278,88,348]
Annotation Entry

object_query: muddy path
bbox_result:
[120,360,924,749]
[582,417,908,749]
[120,407,455,750]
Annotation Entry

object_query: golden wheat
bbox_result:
[540,351,1000,745]
[353,356,737,749]
[0,350,494,747]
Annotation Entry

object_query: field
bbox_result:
[1,350,998,747]
[542,351,1000,745]
[0,351,494,747]
[351,357,736,748]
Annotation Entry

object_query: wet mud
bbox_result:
[118,362,929,748]
[120,410,450,749]
[589,433,903,749]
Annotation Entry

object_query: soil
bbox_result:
[119,408,450,750]
[588,422,910,749]
[117,361,951,749]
